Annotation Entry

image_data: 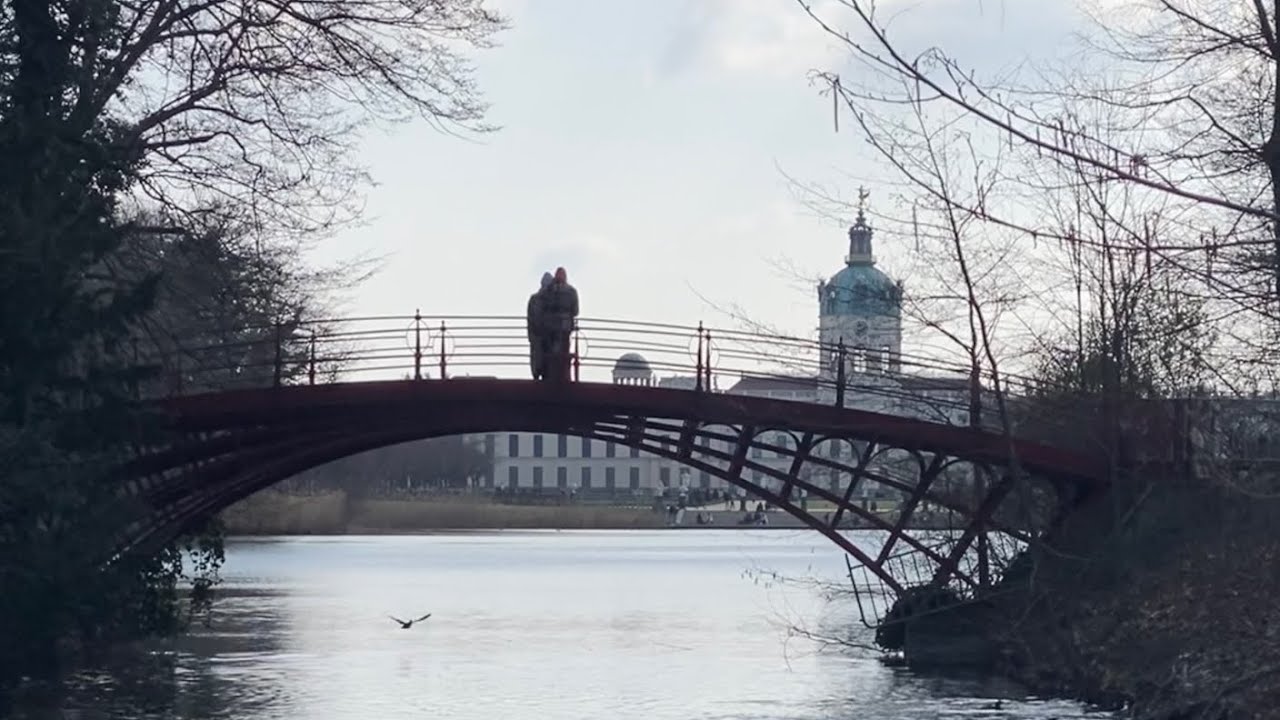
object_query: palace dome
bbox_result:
[821,265,902,318]
[612,353,654,384]
[819,207,902,318]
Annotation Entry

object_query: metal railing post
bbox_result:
[438,321,448,379]
[695,322,705,392]
[835,339,846,408]
[272,323,284,388]
[703,329,713,390]
[308,331,317,386]
[572,323,581,382]
[414,309,423,380]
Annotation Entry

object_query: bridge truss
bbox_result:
[110,314,1111,624]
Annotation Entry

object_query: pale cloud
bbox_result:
[486,0,527,17]
[656,0,1080,80]
[332,0,1092,346]
[659,0,848,79]
[530,234,624,281]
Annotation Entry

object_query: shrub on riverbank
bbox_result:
[990,477,1280,719]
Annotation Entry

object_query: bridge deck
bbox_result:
[159,379,1107,483]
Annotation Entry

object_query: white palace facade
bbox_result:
[477,204,973,499]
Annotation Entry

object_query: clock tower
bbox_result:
[816,189,903,378]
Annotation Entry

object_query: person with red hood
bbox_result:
[541,266,579,382]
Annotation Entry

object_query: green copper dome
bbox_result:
[818,210,902,318]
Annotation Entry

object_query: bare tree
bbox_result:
[788,1,1280,714]
[106,214,376,392]
[3,0,506,236]
[797,0,1280,341]
[0,0,506,683]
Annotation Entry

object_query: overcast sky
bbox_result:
[317,0,1083,341]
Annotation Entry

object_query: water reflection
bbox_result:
[9,531,1108,720]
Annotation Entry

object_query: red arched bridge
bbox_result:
[110,313,1159,621]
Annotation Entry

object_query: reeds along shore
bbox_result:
[220,490,666,534]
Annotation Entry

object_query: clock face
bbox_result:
[853,320,869,336]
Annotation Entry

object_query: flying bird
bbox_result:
[388,613,432,630]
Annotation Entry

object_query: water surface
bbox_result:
[17,530,1107,719]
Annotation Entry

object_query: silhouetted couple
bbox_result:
[527,267,579,382]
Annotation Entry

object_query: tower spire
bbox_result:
[847,187,874,265]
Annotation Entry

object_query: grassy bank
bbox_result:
[221,490,665,534]
[220,490,349,534]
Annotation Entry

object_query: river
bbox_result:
[10,530,1108,719]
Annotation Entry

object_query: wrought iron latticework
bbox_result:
[88,313,1164,628]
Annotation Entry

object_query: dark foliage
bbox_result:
[0,0,501,693]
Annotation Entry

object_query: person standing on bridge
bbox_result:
[527,272,554,379]
[541,266,579,382]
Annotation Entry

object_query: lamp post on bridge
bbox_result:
[689,324,715,392]
[397,313,453,381]
[403,311,432,380]
[438,321,448,379]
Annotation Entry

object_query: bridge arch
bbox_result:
[113,379,1105,602]
[123,422,982,596]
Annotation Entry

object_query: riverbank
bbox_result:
[220,490,668,533]
[949,475,1280,719]
[219,489,963,534]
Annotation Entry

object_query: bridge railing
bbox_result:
[132,313,1128,448]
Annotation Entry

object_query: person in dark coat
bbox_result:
[527,272,553,379]
[541,266,579,382]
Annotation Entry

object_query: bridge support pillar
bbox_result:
[830,441,876,529]
[779,432,814,502]
[930,473,1016,587]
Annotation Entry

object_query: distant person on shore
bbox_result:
[541,266,579,382]
[527,272,553,379]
